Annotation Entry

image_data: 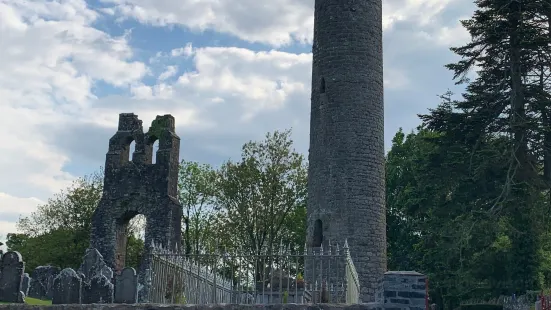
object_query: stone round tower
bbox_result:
[306,0,386,302]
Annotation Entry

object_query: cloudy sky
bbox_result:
[0,0,473,246]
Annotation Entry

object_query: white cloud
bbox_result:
[90,46,312,131]
[102,0,467,47]
[433,22,471,46]
[0,0,475,250]
[0,0,147,241]
[158,65,178,81]
[103,0,313,46]
[171,43,194,58]
[0,193,44,251]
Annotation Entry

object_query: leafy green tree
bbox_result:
[178,160,218,255]
[10,171,103,269]
[215,129,307,255]
[385,120,551,308]
[213,130,307,288]
[17,170,104,237]
[11,169,144,270]
[125,235,145,270]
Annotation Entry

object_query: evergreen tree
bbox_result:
[420,0,551,295]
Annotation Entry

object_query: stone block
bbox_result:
[375,271,428,310]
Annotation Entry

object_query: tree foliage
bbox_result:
[214,130,307,255]
[9,170,143,270]
[6,130,307,276]
[178,160,218,255]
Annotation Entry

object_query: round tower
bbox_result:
[306,0,386,302]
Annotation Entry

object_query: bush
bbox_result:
[460,304,503,310]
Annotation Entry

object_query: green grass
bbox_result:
[26,298,52,305]
[0,297,52,305]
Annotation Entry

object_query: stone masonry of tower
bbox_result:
[305,0,386,303]
[90,113,182,298]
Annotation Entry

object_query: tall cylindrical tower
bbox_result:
[306,0,386,302]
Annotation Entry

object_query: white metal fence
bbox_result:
[145,241,360,304]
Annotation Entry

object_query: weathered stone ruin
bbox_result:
[89,113,182,300]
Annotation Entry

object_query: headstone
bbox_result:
[21,273,30,296]
[83,275,114,304]
[28,265,60,300]
[115,267,138,303]
[78,248,113,281]
[79,248,115,303]
[0,251,25,303]
[52,268,82,304]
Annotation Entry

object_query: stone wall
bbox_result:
[0,304,381,310]
[375,271,427,310]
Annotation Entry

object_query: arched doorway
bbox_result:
[114,212,146,274]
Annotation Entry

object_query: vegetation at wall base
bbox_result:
[0,298,52,305]
[459,304,503,310]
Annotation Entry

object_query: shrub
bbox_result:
[460,304,503,310]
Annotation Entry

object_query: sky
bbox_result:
[0,0,475,248]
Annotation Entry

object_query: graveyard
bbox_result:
[0,106,424,308]
[3,0,551,308]
[0,0,394,306]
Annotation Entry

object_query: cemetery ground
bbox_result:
[0,297,51,305]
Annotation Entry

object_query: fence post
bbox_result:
[213,251,218,304]
[425,277,429,310]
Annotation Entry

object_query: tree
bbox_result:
[10,171,104,269]
[214,130,307,287]
[12,169,144,270]
[418,0,551,295]
[385,120,551,308]
[215,129,307,254]
[17,170,104,237]
[178,160,218,255]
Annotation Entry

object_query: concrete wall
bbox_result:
[0,304,380,310]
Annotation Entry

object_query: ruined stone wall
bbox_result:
[89,113,183,294]
[306,0,386,303]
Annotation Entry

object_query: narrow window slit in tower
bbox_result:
[320,77,326,93]
[313,219,323,247]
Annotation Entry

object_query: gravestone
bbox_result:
[21,273,30,296]
[78,248,113,303]
[28,265,60,300]
[78,248,113,281]
[83,275,114,304]
[52,268,82,304]
[115,267,138,303]
[0,251,25,303]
